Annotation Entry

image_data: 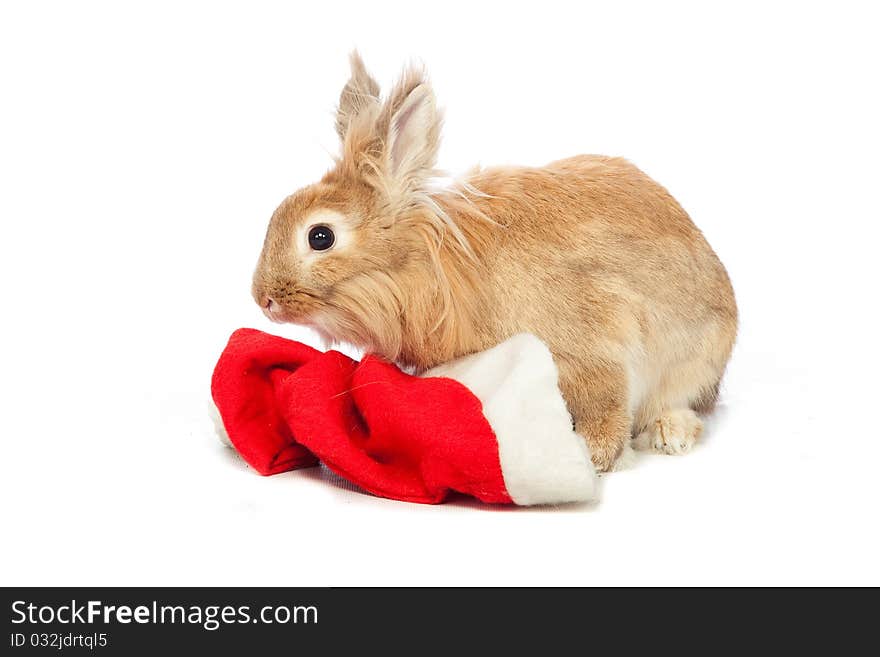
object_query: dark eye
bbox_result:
[307,225,335,251]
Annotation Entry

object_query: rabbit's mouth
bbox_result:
[260,290,323,324]
[261,300,288,323]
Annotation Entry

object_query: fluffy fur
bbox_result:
[252,53,738,471]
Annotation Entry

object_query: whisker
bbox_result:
[329,380,389,399]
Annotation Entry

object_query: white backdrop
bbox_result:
[1,1,878,585]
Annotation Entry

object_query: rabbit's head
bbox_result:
[252,53,472,359]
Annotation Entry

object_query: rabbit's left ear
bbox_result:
[336,51,381,140]
[381,69,442,186]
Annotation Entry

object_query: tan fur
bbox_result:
[252,53,738,471]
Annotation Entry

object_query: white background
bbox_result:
[1,1,878,586]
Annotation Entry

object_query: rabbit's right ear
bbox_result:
[335,51,381,140]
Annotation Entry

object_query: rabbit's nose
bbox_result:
[261,297,283,322]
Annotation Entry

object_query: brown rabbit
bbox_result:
[252,53,738,471]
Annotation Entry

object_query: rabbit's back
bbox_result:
[454,156,737,411]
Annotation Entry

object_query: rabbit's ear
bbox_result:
[381,68,442,184]
[335,51,381,140]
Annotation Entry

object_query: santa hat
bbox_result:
[211,329,597,506]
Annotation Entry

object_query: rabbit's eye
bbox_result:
[308,225,335,251]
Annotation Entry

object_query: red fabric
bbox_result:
[211,329,513,505]
[210,329,321,474]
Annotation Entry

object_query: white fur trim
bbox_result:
[425,334,598,505]
[209,400,233,447]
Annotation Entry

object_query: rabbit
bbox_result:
[252,53,738,472]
